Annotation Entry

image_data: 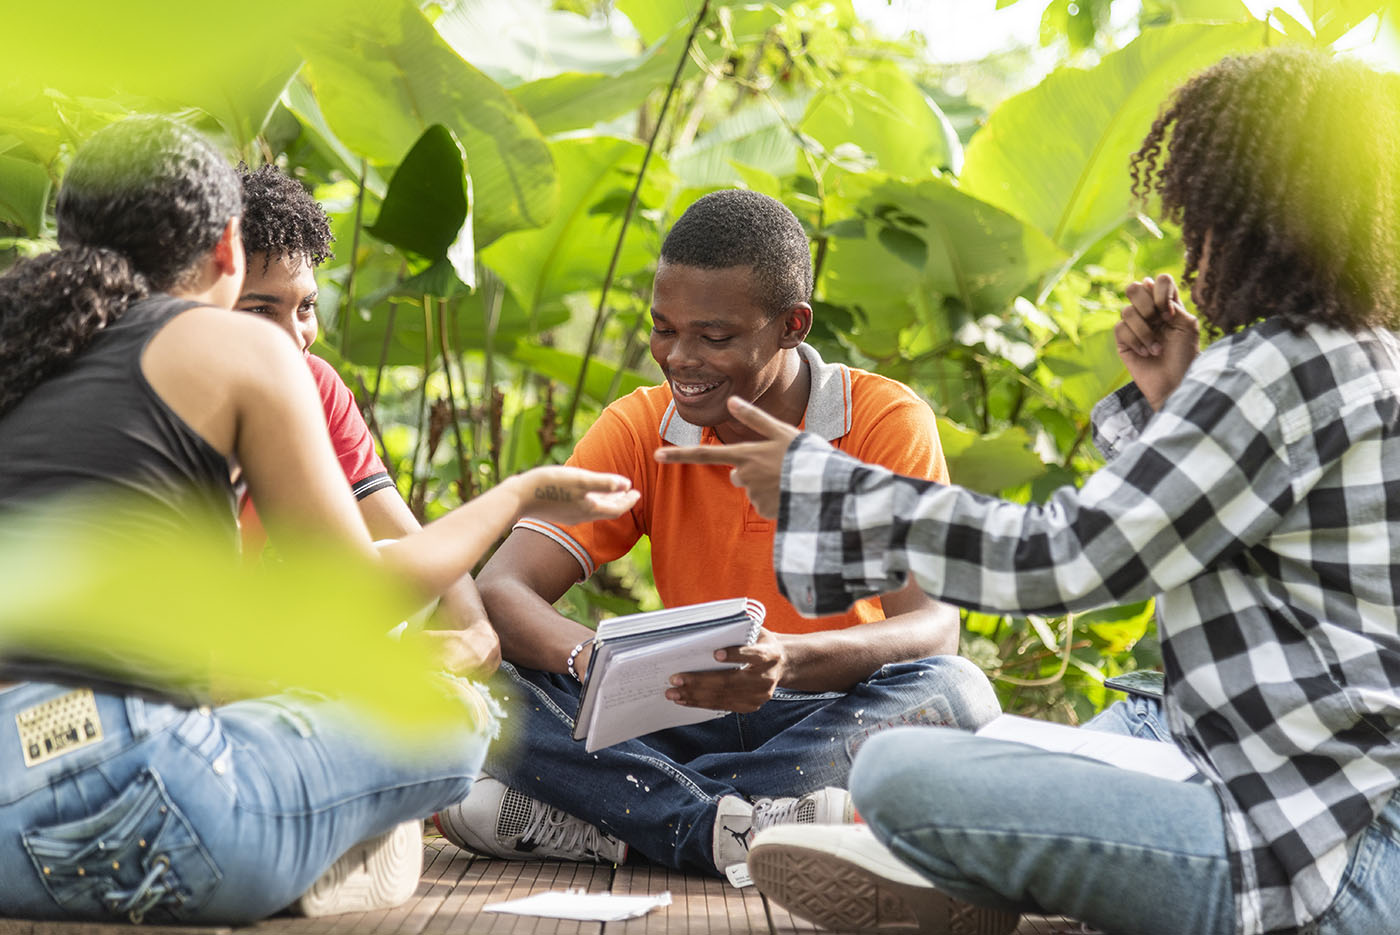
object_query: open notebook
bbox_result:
[573,598,765,752]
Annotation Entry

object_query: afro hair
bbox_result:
[236,163,333,271]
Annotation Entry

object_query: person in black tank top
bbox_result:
[0,117,638,923]
[0,294,235,546]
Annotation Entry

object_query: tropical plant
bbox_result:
[2,0,1390,720]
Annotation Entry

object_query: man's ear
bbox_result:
[778,303,813,348]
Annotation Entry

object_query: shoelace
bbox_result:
[750,796,805,832]
[104,855,172,924]
[520,803,617,860]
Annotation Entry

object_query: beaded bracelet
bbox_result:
[566,640,589,682]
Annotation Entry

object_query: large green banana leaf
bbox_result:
[821,176,1066,359]
[0,155,51,238]
[800,61,962,177]
[366,125,475,290]
[297,0,558,248]
[481,137,669,321]
[0,0,319,146]
[959,22,1269,258]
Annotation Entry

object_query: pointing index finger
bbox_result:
[726,396,791,438]
[656,441,770,465]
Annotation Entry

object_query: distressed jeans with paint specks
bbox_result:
[0,682,486,924]
[483,655,1000,875]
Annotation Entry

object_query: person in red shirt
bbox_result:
[234,165,497,674]
[437,191,1000,878]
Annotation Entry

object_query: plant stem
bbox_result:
[353,372,397,484]
[339,158,367,358]
[997,614,1078,687]
[370,280,402,413]
[1064,417,1094,465]
[563,0,712,437]
[602,300,646,406]
[481,270,505,485]
[408,294,432,521]
[436,297,471,502]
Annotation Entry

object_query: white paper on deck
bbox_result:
[483,889,672,921]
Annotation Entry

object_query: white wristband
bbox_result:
[567,640,589,682]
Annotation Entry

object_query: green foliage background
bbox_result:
[2,0,1392,722]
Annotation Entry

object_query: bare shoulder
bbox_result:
[150,305,294,364]
[148,306,307,388]
[142,305,310,454]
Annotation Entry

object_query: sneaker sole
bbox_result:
[748,839,1019,935]
[292,820,423,916]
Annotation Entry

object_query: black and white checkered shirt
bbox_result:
[773,318,1400,934]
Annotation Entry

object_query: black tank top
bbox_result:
[0,294,236,546]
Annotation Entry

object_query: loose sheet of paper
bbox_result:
[483,889,672,921]
[976,714,1199,781]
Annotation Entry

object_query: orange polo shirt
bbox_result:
[517,344,947,634]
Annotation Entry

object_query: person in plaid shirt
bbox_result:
[660,48,1400,935]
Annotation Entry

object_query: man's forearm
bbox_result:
[437,574,491,629]
[777,606,956,693]
[479,579,596,675]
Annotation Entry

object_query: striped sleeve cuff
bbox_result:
[350,472,396,501]
[514,519,595,580]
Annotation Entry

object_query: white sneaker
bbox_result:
[748,823,1021,934]
[291,820,422,917]
[712,786,854,871]
[433,776,628,863]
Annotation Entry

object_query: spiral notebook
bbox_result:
[573,597,766,752]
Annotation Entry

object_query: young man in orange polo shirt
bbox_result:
[438,190,999,877]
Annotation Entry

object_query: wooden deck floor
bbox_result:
[0,835,1087,935]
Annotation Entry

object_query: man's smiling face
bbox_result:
[649,261,793,429]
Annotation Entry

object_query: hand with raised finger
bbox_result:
[512,466,640,525]
[654,397,798,518]
[664,629,787,713]
[1115,272,1200,411]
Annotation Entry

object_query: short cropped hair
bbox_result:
[660,190,812,318]
[236,164,333,271]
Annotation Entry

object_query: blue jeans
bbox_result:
[485,655,1000,876]
[0,683,488,924]
[850,727,1400,935]
[1083,694,1170,742]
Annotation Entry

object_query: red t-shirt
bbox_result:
[515,344,947,634]
[239,354,393,552]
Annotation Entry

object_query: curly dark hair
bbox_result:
[1130,47,1400,334]
[236,163,333,271]
[660,190,813,318]
[0,116,239,416]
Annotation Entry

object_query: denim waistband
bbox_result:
[0,683,193,806]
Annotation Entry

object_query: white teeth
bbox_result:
[674,381,720,397]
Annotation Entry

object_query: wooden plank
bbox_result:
[356,837,471,935]
[606,863,672,935]
[0,925,232,935]
[0,846,1093,935]
[718,879,773,935]
[761,885,821,935]
[423,855,612,935]
[608,864,760,935]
